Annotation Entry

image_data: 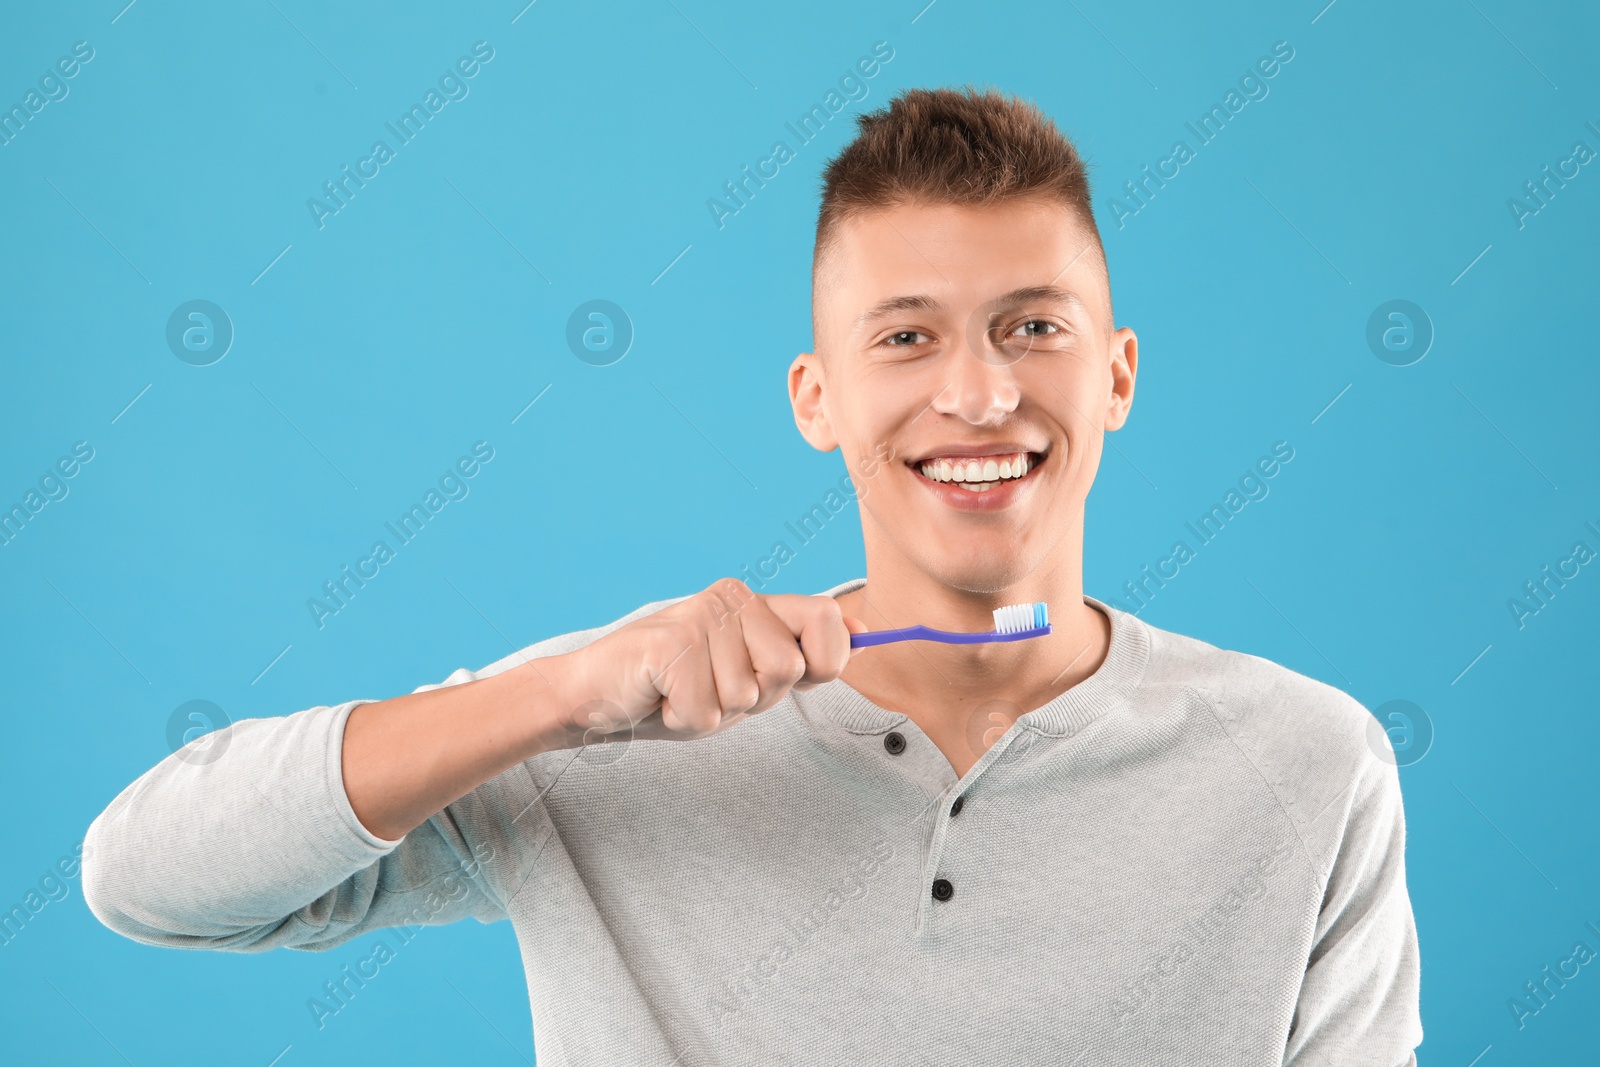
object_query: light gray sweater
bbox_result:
[83,578,1422,1065]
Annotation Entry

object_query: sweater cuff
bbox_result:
[313,698,408,861]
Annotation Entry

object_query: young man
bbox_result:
[84,87,1422,1064]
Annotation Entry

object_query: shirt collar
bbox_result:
[806,577,1151,738]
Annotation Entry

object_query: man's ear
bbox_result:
[1103,327,1138,432]
[788,351,839,452]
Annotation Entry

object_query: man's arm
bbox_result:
[81,581,858,952]
[342,657,573,842]
[79,663,558,953]
[341,580,859,841]
[1284,752,1423,1065]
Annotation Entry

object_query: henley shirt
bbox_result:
[83,578,1423,1065]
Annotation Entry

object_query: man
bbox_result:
[84,86,1422,1064]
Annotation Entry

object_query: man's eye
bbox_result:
[1011,320,1060,338]
[884,330,929,346]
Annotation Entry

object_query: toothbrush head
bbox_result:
[991,601,1049,634]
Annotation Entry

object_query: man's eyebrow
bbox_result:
[854,294,941,330]
[853,285,1088,331]
[989,285,1088,313]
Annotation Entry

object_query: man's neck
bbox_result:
[831,547,1111,777]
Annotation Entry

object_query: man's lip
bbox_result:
[905,443,1048,465]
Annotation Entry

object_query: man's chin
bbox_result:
[917,554,1035,599]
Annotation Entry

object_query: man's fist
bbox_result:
[549,579,867,749]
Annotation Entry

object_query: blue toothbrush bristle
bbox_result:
[992,601,1049,634]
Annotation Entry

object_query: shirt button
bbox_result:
[950,795,964,817]
[884,731,906,755]
[931,878,955,902]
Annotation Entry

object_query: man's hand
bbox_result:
[551,579,867,748]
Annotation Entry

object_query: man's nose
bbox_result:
[930,324,1023,424]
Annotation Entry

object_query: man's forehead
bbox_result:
[840,196,1093,260]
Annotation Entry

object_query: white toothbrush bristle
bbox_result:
[992,602,1048,633]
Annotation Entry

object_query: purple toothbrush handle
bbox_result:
[848,623,1052,648]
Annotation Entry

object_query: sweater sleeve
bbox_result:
[82,592,693,954]
[1283,750,1423,1065]
[82,685,510,954]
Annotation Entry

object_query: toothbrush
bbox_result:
[847,602,1051,649]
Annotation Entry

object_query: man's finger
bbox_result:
[765,594,862,688]
[703,585,763,720]
[740,598,811,712]
[658,639,721,735]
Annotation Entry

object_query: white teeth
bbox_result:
[916,452,1036,485]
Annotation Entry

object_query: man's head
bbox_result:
[789,86,1137,597]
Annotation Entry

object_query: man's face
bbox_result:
[790,195,1137,595]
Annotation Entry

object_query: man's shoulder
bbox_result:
[1128,610,1394,871]
[1134,613,1374,751]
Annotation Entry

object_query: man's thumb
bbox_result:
[842,614,870,657]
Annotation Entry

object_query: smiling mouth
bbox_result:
[911,450,1048,493]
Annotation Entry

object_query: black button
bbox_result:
[884,731,906,755]
[950,795,964,817]
[931,878,954,902]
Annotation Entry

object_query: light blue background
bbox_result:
[2,0,1597,1063]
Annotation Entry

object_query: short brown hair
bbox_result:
[812,86,1106,336]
